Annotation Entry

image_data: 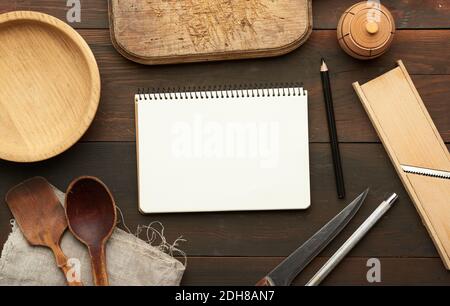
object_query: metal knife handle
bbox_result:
[306,193,398,286]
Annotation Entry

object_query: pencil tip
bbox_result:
[320,58,328,71]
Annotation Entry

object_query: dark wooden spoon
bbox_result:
[65,176,117,286]
[5,177,82,286]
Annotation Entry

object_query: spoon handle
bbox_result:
[50,244,83,286]
[89,244,109,286]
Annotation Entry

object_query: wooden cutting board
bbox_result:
[108,0,312,64]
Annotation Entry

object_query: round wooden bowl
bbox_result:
[0,11,100,162]
[337,2,395,60]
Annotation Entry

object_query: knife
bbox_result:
[256,188,369,286]
[306,193,398,286]
[401,165,450,180]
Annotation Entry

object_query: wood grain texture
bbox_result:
[182,257,450,285]
[65,176,117,286]
[0,11,100,162]
[0,1,15,15]
[314,0,450,30]
[337,2,395,60]
[0,0,449,286]
[64,29,450,143]
[1,0,109,28]
[109,0,312,64]
[5,177,83,286]
[2,1,449,29]
[354,61,450,269]
[1,143,449,259]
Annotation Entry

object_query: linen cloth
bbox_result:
[0,187,185,286]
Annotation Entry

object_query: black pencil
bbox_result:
[320,58,346,199]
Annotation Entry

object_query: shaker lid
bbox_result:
[338,2,395,58]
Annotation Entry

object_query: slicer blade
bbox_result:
[401,165,450,180]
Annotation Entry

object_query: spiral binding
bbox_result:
[135,84,306,102]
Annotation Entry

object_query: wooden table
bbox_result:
[1,1,449,285]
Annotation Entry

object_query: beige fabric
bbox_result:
[0,188,185,286]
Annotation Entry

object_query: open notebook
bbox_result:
[135,87,310,213]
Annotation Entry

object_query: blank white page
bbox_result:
[135,88,310,213]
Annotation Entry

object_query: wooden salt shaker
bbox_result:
[337,1,395,60]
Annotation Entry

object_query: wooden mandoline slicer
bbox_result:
[353,60,450,269]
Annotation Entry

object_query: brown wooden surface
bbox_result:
[74,29,450,143]
[0,1,449,285]
[184,257,450,285]
[3,0,450,30]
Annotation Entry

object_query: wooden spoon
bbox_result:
[5,177,83,286]
[65,176,117,286]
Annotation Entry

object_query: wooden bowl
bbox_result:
[337,2,395,60]
[0,11,100,162]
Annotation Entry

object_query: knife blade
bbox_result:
[401,165,450,180]
[256,188,369,286]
